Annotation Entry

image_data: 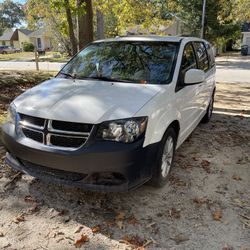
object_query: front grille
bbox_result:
[18,113,93,149]
[51,120,92,133]
[19,113,45,128]
[22,127,43,143]
[49,134,85,148]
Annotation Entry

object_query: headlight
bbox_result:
[97,117,147,143]
[6,103,17,124]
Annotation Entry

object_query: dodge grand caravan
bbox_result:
[1,36,216,192]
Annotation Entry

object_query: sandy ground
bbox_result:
[0,82,250,250]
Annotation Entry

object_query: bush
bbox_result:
[23,42,35,52]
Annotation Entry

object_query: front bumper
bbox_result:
[1,123,159,192]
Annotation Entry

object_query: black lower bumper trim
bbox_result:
[2,123,159,192]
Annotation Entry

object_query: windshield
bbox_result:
[58,41,179,84]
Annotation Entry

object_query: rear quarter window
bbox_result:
[205,42,215,68]
[193,42,209,72]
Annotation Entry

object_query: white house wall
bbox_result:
[242,32,250,54]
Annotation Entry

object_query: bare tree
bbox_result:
[77,0,93,50]
[96,9,105,40]
[64,0,77,55]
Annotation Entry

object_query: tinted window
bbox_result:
[194,42,209,71]
[181,43,197,71]
[59,41,179,85]
[205,42,215,68]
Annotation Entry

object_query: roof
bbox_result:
[0,31,14,41]
[28,29,46,37]
[94,36,183,43]
[18,29,33,36]
[94,35,204,43]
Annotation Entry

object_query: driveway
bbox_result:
[0,78,250,249]
[216,55,250,83]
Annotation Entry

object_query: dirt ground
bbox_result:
[0,75,250,249]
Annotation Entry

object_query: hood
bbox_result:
[14,78,163,124]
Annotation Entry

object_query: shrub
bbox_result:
[23,42,35,52]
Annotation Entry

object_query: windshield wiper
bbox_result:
[60,72,77,79]
[79,76,135,83]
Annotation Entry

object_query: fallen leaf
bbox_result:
[193,197,208,206]
[222,243,233,250]
[146,222,156,228]
[58,209,69,216]
[213,210,222,221]
[168,208,181,219]
[91,225,100,233]
[24,195,37,203]
[105,220,115,228]
[74,225,83,234]
[116,221,124,229]
[27,204,40,214]
[232,174,242,181]
[127,216,139,225]
[13,215,25,224]
[201,160,211,173]
[170,233,189,244]
[46,230,64,239]
[74,234,89,248]
[116,212,126,220]
[121,235,145,248]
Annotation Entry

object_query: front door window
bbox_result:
[37,38,42,49]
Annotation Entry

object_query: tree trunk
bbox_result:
[64,0,77,55]
[77,0,93,50]
[96,9,105,40]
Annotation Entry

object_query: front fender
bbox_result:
[135,90,181,147]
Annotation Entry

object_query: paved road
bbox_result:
[215,56,250,83]
[0,61,64,72]
[0,56,250,83]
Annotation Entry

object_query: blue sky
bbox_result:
[0,0,26,3]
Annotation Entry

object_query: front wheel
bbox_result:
[150,127,177,188]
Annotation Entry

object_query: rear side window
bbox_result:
[193,42,209,71]
[181,43,197,72]
[205,42,215,68]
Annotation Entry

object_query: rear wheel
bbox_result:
[150,127,177,187]
[2,51,7,54]
[202,91,215,123]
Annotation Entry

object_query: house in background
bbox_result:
[0,29,33,49]
[0,28,52,51]
[242,22,250,54]
[29,29,53,51]
[126,15,189,37]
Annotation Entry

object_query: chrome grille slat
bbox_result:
[18,114,93,149]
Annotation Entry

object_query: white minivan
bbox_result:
[1,36,216,192]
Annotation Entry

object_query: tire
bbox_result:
[150,127,177,188]
[2,51,7,54]
[201,91,215,123]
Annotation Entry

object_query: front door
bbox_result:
[37,38,42,49]
[176,42,202,141]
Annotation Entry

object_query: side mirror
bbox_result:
[184,69,205,85]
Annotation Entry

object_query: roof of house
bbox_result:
[29,29,46,37]
[0,31,14,41]
[0,29,34,41]
[18,29,33,36]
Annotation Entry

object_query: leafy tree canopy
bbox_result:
[0,0,25,35]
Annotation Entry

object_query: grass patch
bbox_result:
[0,51,70,63]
